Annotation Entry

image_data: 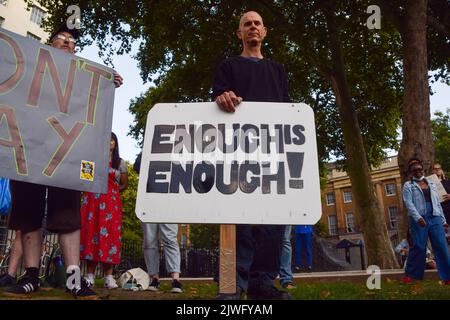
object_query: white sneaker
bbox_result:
[104,276,118,289]
[84,274,95,288]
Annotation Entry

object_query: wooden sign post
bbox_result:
[219,224,236,294]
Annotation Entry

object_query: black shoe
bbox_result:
[248,286,292,300]
[170,279,183,293]
[67,277,98,299]
[307,266,312,273]
[4,274,39,295]
[281,282,297,290]
[216,287,243,300]
[293,266,302,273]
[148,278,161,291]
[0,274,17,287]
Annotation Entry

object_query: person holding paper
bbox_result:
[433,163,450,222]
[402,158,450,284]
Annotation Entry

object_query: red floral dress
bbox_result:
[80,162,122,265]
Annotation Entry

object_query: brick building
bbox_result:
[321,156,403,240]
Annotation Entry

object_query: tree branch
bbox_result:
[427,15,450,37]
[256,0,333,81]
[375,0,405,34]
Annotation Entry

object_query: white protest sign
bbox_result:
[136,102,322,224]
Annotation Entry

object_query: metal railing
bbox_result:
[0,227,59,277]
[112,240,219,278]
[328,226,362,237]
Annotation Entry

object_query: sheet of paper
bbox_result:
[427,174,447,202]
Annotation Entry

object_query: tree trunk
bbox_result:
[324,6,398,268]
[397,0,433,238]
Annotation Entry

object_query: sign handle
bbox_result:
[219,224,236,294]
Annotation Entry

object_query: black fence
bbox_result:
[0,227,219,278]
[114,239,219,278]
[9,228,437,279]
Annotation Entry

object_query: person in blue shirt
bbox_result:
[402,158,450,284]
[294,225,313,272]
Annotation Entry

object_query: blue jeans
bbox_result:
[236,224,284,292]
[279,225,294,286]
[295,232,313,267]
[406,203,450,280]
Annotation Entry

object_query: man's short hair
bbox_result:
[49,23,80,43]
[407,157,422,172]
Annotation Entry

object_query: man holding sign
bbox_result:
[6,23,122,298]
[212,11,291,300]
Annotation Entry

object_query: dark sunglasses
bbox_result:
[412,167,423,172]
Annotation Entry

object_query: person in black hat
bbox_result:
[5,23,122,299]
[49,24,80,44]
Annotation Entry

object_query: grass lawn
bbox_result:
[291,278,450,300]
[1,276,450,300]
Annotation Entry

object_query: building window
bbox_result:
[328,215,338,236]
[0,16,4,28]
[27,32,41,42]
[343,190,352,203]
[388,206,398,229]
[385,183,396,196]
[345,212,356,233]
[325,192,335,206]
[30,6,45,26]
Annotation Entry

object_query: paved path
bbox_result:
[291,269,438,283]
[164,269,438,282]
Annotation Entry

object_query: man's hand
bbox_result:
[215,91,242,113]
[114,72,123,88]
[417,217,426,227]
[443,222,449,231]
[443,194,450,202]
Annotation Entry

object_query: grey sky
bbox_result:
[80,44,150,163]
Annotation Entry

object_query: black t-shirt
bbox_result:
[422,187,432,203]
[212,56,290,102]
